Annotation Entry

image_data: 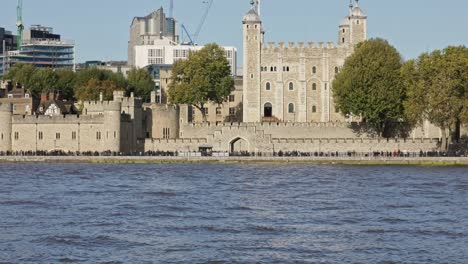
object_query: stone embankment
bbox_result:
[1,156,468,166]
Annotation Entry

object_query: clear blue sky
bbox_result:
[1,0,467,63]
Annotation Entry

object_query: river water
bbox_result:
[0,164,466,263]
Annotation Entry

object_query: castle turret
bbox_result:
[349,0,367,45]
[104,101,122,153]
[338,3,353,46]
[242,0,263,122]
[0,103,13,153]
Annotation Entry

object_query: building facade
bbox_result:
[128,7,178,67]
[243,0,366,123]
[5,25,74,71]
[0,28,17,78]
[0,92,145,154]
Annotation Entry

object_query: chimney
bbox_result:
[99,92,103,102]
[130,92,134,98]
[56,91,63,101]
[40,92,48,103]
[150,91,156,103]
[49,91,55,101]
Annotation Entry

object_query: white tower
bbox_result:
[0,103,13,153]
[242,0,262,122]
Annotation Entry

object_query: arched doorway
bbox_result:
[230,137,249,153]
[264,103,272,118]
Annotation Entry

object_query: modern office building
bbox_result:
[128,7,179,67]
[134,42,237,76]
[5,25,74,70]
[0,28,17,77]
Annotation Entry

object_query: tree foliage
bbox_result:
[127,68,155,101]
[75,78,122,102]
[332,38,406,137]
[74,68,128,101]
[403,46,468,149]
[168,43,234,121]
[3,63,37,90]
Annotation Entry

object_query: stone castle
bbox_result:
[0,1,455,155]
[243,0,366,123]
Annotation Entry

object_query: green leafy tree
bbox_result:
[3,63,37,89]
[403,46,468,150]
[74,68,128,100]
[75,78,122,101]
[55,69,76,100]
[332,38,406,137]
[29,68,59,95]
[168,43,234,122]
[127,68,155,101]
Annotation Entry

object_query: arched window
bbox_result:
[274,67,277,72]
[288,103,295,113]
[342,38,345,43]
[342,28,345,33]
[312,66,317,74]
[266,82,271,91]
[289,82,294,91]
[335,67,339,74]
[312,83,317,90]
[286,66,290,72]
[312,106,317,113]
[270,67,274,72]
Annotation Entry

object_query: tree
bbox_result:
[3,63,37,89]
[332,38,406,137]
[29,68,59,95]
[403,46,468,150]
[75,78,123,101]
[168,43,234,122]
[55,68,76,100]
[127,68,155,101]
[74,68,128,101]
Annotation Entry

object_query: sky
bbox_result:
[1,0,467,63]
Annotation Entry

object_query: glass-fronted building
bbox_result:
[4,25,74,72]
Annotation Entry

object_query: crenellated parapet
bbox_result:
[12,114,106,124]
[262,41,340,53]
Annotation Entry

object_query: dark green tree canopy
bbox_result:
[127,68,155,101]
[168,43,234,121]
[403,45,468,149]
[332,38,406,137]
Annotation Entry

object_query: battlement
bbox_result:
[147,138,208,144]
[81,100,122,112]
[12,114,106,124]
[263,41,338,52]
[0,103,12,112]
[271,138,441,144]
[146,103,178,112]
[188,121,359,129]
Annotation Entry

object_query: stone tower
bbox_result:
[339,0,367,46]
[242,0,263,122]
[349,0,367,45]
[103,101,122,153]
[0,103,12,153]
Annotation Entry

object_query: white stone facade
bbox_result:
[134,43,238,76]
[243,1,367,123]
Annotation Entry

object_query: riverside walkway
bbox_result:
[1,156,468,166]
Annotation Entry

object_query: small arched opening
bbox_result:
[230,137,249,153]
[264,103,272,118]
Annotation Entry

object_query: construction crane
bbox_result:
[169,0,174,18]
[179,0,214,45]
[16,0,24,50]
[193,0,213,44]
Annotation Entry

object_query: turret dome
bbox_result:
[351,6,366,17]
[243,8,260,23]
[340,16,350,26]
